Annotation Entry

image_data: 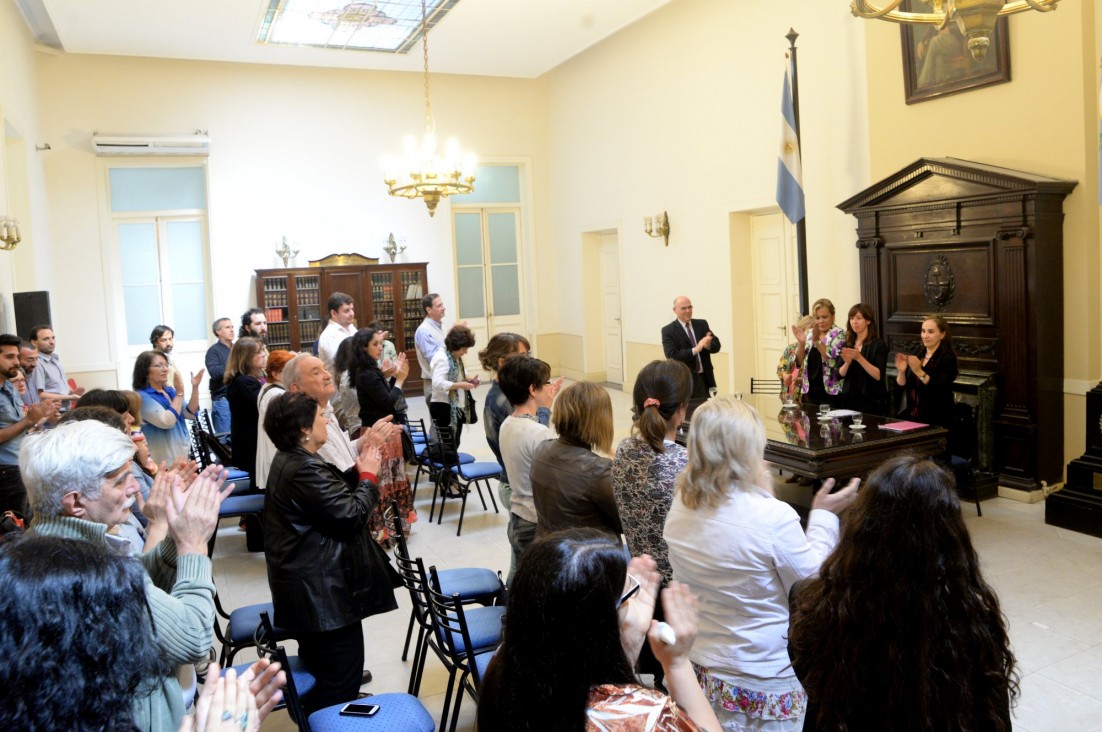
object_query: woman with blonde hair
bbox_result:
[664,397,857,731]
[794,298,846,407]
[530,381,622,539]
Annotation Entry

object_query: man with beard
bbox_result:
[240,308,269,343]
[150,324,180,386]
[30,324,83,408]
[17,340,39,407]
[0,333,58,516]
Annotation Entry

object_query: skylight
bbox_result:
[256,0,459,54]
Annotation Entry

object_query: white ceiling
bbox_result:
[20,0,675,78]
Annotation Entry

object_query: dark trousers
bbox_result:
[429,402,463,450]
[0,464,28,517]
[297,621,365,714]
[690,372,709,400]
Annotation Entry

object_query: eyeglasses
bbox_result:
[150,363,169,370]
[616,574,641,609]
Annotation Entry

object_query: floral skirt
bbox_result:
[694,663,807,731]
[369,431,416,545]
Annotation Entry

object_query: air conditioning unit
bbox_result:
[92,133,211,156]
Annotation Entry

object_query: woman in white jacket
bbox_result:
[664,397,857,731]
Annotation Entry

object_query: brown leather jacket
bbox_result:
[530,437,623,540]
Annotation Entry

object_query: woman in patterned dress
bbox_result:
[478,529,722,732]
[612,358,694,582]
[664,397,858,731]
[793,298,846,408]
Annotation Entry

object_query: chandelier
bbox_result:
[851,0,1060,60]
[383,0,475,217]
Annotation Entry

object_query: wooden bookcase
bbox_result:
[254,262,429,392]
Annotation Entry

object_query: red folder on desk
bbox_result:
[879,420,928,432]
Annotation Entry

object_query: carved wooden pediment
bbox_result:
[838,157,1076,214]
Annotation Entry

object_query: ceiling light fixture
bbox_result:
[850,0,1059,60]
[383,0,475,217]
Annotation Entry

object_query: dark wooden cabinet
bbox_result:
[839,158,1076,494]
[255,262,429,392]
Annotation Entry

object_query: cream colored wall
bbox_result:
[34,54,551,384]
[543,0,870,392]
[0,2,53,330]
[864,3,1100,475]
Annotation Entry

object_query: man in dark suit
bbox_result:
[661,296,721,399]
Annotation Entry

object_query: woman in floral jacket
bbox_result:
[793,298,845,407]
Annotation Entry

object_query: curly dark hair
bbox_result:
[0,535,167,731]
[444,324,476,353]
[478,529,636,731]
[345,326,385,387]
[788,455,1017,731]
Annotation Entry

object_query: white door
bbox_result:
[453,207,524,373]
[600,234,623,385]
[749,212,798,380]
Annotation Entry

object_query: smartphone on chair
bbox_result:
[339,702,380,717]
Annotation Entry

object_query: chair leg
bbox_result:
[402,608,417,661]
[486,480,499,513]
[408,624,428,694]
[429,473,442,522]
[474,480,488,511]
[412,635,431,696]
[438,668,458,732]
[456,484,469,536]
[448,672,468,732]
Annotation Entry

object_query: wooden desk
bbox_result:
[678,393,947,481]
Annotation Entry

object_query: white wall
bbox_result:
[34,55,550,385]
[543,0,871,390]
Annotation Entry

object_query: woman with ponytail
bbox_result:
[611,359,693,582]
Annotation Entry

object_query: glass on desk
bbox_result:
[708,387,718,399]
[851,413,864,428]
[818,403,830,419]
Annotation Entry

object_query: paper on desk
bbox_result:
[822,409,860,418]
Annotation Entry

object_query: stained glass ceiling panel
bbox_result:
[257,0,459,54]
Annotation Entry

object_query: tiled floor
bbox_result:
[210,383,1102,732]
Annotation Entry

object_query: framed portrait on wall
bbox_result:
[900,1,1010,104]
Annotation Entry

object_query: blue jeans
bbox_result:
[210,397,231,435]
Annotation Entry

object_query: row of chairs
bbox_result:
[406,418,502,536]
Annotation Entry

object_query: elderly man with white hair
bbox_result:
[20,419,234,731]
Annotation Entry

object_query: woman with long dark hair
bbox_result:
[789,455,1017,731]
[348,326,415,539]
[612,359,693,581]
[895,315,959,430]
[225,337,267,488]
[0,534,168,731]
[478,529,722,732]
[839,303,888,415]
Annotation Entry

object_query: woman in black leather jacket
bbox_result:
[261,391,399,713]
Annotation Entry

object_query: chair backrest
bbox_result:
[428,424,459,467]
[950,400,978,461]
[188,419,211,469]
[427,565,481,682]
[750,377,784,394]
[258,611,311,732]
[386,502,434,631]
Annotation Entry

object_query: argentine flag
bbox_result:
[777,58,805,223]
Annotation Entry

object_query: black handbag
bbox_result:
[465,391,479,425]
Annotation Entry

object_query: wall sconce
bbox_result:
[0,216,22,251]
[644,211,670,246]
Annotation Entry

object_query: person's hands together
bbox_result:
[178,663,260,732]
[894,352,908,371]
[166,465,233,555]
[355,444,383,477]
[137,464,174,525]
[840,347,857,365]
[811,477,860,516]
[173,368,185,394]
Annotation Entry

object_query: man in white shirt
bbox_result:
[496,354,562,584]
[317,292,357,369]
[414,292,447,407]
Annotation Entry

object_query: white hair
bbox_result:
[280,353,314,390]
[20,420,135,517]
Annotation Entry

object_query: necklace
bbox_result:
[514,412,539,423]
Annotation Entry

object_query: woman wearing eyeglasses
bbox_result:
[664,397,857,731]
[478,529,722,732]
[133,350,204,465]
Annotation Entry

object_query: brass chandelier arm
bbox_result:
[851,0,1058,23]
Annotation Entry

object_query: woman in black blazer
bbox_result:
[224,337,266,488]
[262,391,397,713]
[348,327,409,428]
[895,315,959,432]
[839,303,888,415]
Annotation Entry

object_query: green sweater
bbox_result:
[29,515,216,732]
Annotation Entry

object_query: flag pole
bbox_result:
[786,28,809,315]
